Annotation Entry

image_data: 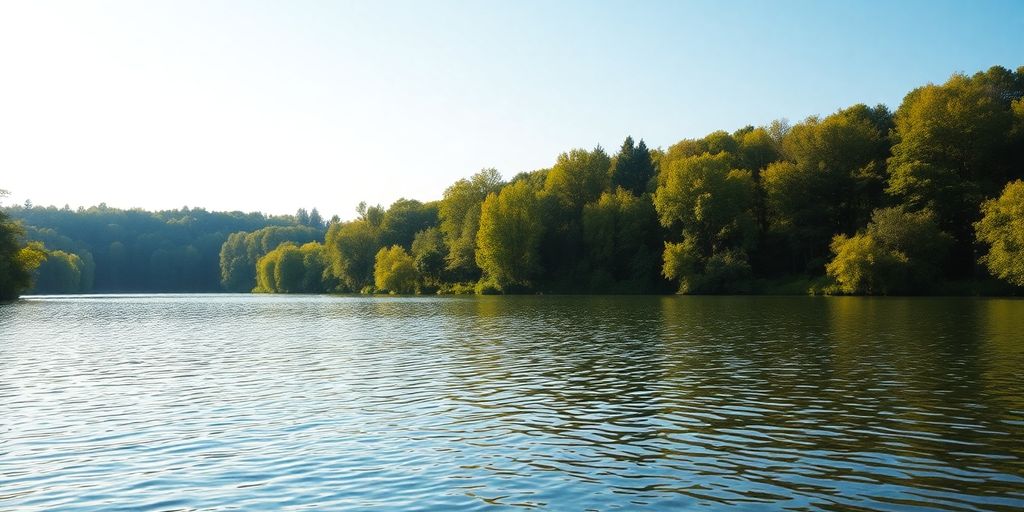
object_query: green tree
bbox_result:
[609,136,656,195]
[654,152,757,293]
[734,126,783,233]
[300,242,332,292]
[544,147,611,213]
[826,207,951,294]
[324,218,379,292]
[254,249,278,293]
[274,244,306,293]
[411,227,445,288]
[476,180,544,291]
[296,208,310,227]
[380,198,439,249]
[1,197,47,301]
[309,208,324,228]
[219,225,321,292]
[254,241,330,293]
[824,233,901,295]
[975,180,1024,286]
[887,66,1024,273]
[31,250,83,294]
[374,245,418,294]
[734,126,782,177]
[582,188,662,291]
[356,201,386,228]
[662,131,739,168]
[762,104,893,273]
[438,168,503,279]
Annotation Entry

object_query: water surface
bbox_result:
[1,295,1022,510]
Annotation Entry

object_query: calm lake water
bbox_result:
[0,295,1022,511]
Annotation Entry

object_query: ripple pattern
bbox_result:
[0,294,1022,510]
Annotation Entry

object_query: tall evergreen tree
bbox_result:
[610,136,655,195]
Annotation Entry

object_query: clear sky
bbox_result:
[1,0,1021,219]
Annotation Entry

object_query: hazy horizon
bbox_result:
[2,0,1021,219]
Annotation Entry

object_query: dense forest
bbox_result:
[2,66,1023,300]
[0,202,329,296]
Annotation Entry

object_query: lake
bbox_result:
[0,295,1021,510]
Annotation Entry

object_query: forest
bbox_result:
[2,66,1023,300]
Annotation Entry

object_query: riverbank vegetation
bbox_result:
[3,66,1023,298]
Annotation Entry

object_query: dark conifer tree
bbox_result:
[610,136,655,195]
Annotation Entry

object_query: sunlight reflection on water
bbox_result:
[1,295,1022,510]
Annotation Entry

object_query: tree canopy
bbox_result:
[976,180,1024,286]
[5,66,1023,297]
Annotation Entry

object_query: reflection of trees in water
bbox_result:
[980,299,1024,416]
[433,296,675,489]
[647,296,1024,507]
[256,295,1024,508]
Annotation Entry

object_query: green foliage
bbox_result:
[475,180,544,291]
[609,137,656,195]
[733,126,782,175]
[274,246,305,293]
[301,242,333,292]
[31,249,84,294]
[887,66,1024,273]
[0,209,46,301]
[975,180,1024,286]
[411,227,445,288]
[324,219,379,292]
[380,198,439,249]
[438,168,504,279]
[254,241,330,293]
[356,202,386,227]
[544,147,611,213]
[826,207,952,294]
[5,203,302,293]
[373,245,418,294]
[654,152,758,293]
[663,131,740,168]
[582,189,662,292]
[6,66,1021,297]
[655,153,757,253]
[825,233,902,295]
[219,225,322,292]
[762,104,893,272]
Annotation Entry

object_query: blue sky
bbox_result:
[1,0,1021,218]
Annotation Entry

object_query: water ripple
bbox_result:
[0,295,1022,510]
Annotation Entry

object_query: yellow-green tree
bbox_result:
[475,180,544,291]
[1,196,46,301]
[826,207,951,294]
[219,225,321,292]
[325,219,379,292]
[654,152,757,293]
[380,198,439,249]
[887,66,1024,274]
[31,250,83,294]
[975,180,1024,287]
[762,104,892,272]
[373,245,418,294]
[255,241,331,293]
[438,169,504,280]
[544,147,611,213]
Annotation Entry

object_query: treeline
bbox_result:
[3,66,1023,298]
[246,66,1024,295]
[1,203,329,294]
